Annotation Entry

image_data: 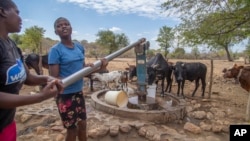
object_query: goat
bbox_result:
[120,71,129,91]
[92,71,121,90]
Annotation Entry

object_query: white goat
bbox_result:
[92,71,122,89]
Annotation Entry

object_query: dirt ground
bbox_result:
[17,58,249,141]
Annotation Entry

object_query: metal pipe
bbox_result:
[62,38,146,87]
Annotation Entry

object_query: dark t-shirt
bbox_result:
[0,38,27,132]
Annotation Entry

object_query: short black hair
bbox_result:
[54,17,70,29]
[0,0,16,10]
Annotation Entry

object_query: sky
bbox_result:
[13,0,180,50]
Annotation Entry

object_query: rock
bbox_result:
[226,108,233,115]
[210,107,218,114]
[191,100,197,104]
[183,122,201,134]
[55,134,65,141]
[130,121,145,130]
[30,91,37,95]
[120,124,132,133]
[88,128,100,138]
[20,114,32,123]
[193,103,201,109]
[186,106,193,113]
[160,133,172,141]
[206,112,214,120]
[205,135,220,141]
[36,126,48,135]
[200,122,212,131]
[214,119,224,125]
[51,125,64,132]
[145,130,155,140]
[50,120,62,126]
[216,111,226,118]
[212,125,222,133]
[88,126,109,138]
[223,120,230,125]
[61,129,67,134]
[18,134,34,141]
[222,125,229,133]
[41,135,51,141]
[161,125,179,135]
[109,125,119,137]
[145,126,158,140]
[152,134,161,141]
[192,111,206,119]
[138,126,147,137]
[195,137,205,141]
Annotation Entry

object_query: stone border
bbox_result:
[91,90,187,123]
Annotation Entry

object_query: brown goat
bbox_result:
[120,71,129,91]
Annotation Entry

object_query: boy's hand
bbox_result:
[100,58,108,69]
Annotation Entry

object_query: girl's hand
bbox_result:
[46,76,64,94]
[40,80,59,100]
[85,63,94,67]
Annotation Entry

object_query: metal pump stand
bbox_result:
[135,41,150,102]
[127,41,158,110]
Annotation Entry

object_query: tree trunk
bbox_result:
[164,52,168,59]
[224,46,233,61]
[208,59,213,99]
[164,46,168,59]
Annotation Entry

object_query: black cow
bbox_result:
[126,55,158,80]
[126,63,136,80]
[127,53,172,96]
[24,53,48,75]
[174,61,207,97]
[147,53,172,96]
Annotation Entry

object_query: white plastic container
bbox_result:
[105,91,128,108]
[147,84,157,98]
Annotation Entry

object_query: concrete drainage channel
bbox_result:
[91,90,187,123]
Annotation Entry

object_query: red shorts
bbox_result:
[0,121,16,141]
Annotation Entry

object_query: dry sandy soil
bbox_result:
[16,58,249,141]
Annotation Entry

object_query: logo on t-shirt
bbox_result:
[5,59,27,85]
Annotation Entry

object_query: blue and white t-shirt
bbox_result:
[0,38,27,132]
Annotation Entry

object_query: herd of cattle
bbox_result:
[23,52,250,98]
[125,53,207,97]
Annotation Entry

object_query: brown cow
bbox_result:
[222,67,239,84]
[223,64,250,92]
[223,64,250,121]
